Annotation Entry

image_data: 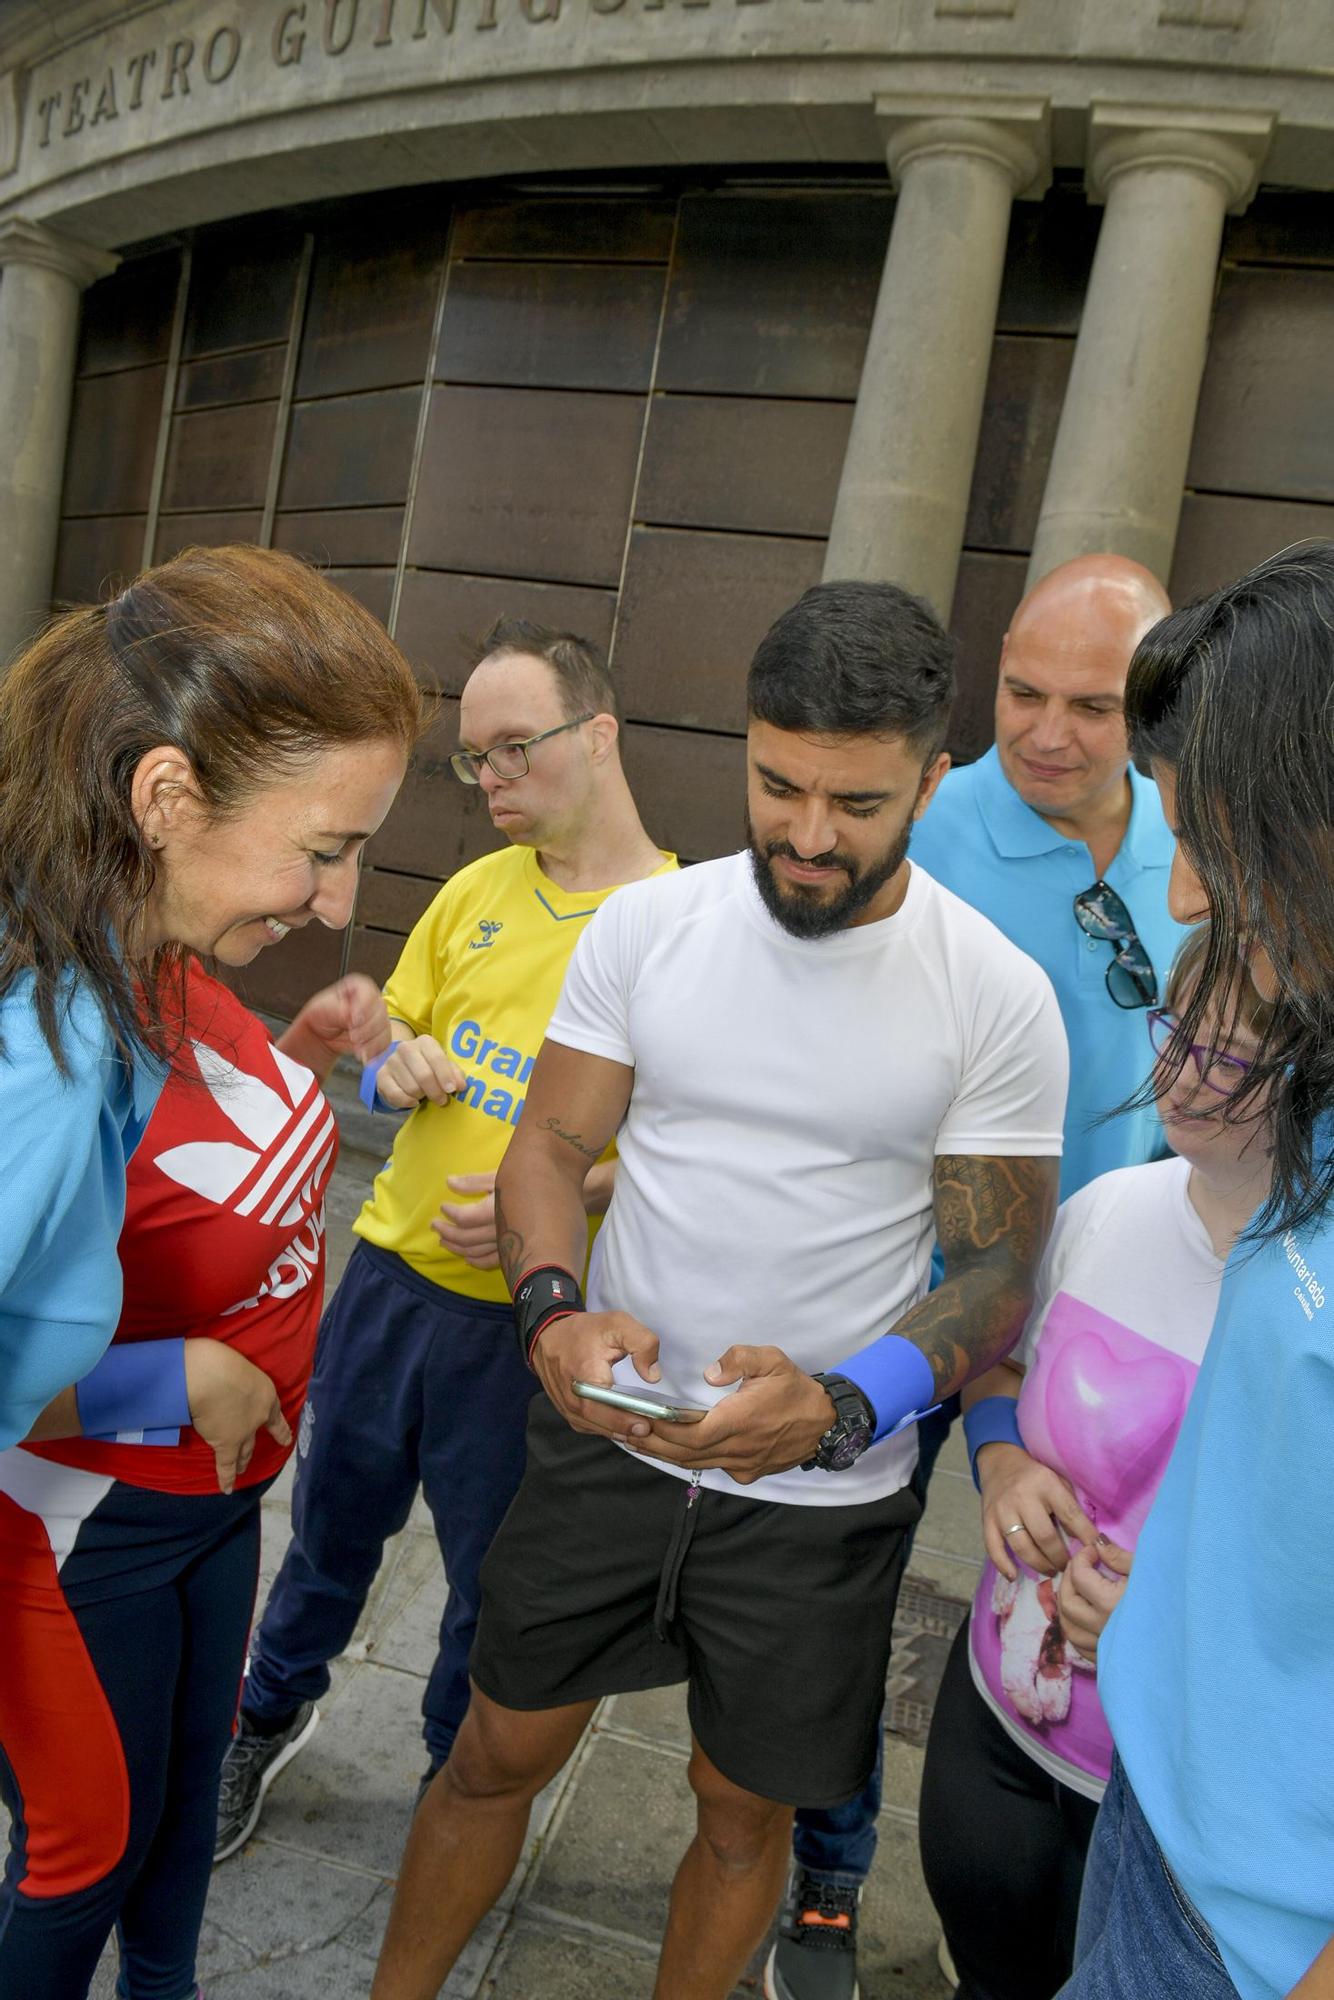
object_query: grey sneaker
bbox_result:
[214,1702,319,1863]
[764,1869,861,2000]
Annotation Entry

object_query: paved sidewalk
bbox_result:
[80,1093,984,1999]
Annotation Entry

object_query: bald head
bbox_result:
[995,554,1171,836]
[1008,555,1171,661]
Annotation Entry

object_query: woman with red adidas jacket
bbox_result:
[0,964,390,2000]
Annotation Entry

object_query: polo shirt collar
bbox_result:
[972,746,1071,858]
[972,745,1173,873]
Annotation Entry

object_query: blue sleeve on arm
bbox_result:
[962,1394,1025,1491]
[75,1339,190,1446]
[835,1335,939,1445]
[359,1046,405,1116]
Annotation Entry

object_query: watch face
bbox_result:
[826,1422,872,1471]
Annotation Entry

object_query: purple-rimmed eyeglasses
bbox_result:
[1147,1008,1254,1097]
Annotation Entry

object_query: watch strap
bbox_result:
[802,1371,874,1471]
[512,1264,585,1370]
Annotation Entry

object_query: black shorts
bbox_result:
[471,1396,920,1808]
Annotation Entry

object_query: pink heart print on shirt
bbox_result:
[1018,1294,1198,1548]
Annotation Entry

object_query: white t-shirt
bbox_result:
[546,853,1068,1507]
[968,1155,1223,1799]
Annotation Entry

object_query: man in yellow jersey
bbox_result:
[214,621,673,1859]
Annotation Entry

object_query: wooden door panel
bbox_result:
[614,525,822,733]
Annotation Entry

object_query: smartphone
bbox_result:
[572,1381,710,1425]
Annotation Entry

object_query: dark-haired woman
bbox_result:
[920,932,1274,2000]
[1058,540,1334,2000]
[0,541,422,1452]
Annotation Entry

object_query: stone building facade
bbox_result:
[1,0,1331,1014]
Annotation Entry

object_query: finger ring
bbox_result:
[1003,1522,1024,1537]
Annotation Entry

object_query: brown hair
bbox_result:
[472,616,621,726]
[1164,927,1275,1041]
[0,543,426,1069]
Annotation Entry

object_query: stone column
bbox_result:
[0,218,120,664]
[1027,107,1271,588]
[823,96,1049,619]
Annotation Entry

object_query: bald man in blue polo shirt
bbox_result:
[769,555,1184,2000]
[913,553,1182,1197]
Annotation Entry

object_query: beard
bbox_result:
[746,809,914,939]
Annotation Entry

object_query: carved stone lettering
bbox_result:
[126,50,157,109]
[162,38,195,98]
[63,79,87,137]
[203,25,243,83]
[91,70,119,124]
[324,0,361,54]
[19,0,928,172]
[273,3,308,63]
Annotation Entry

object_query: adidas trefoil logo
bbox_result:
[155,1041,335,1231]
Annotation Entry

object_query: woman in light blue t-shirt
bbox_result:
[0,543,421,1460]
[1057,542,1334,2000]
[921,931,1275,2000]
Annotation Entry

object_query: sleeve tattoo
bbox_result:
[896,1154,1058,1398]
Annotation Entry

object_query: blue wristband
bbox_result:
[962,1395,1025,1491]
[835,1335,939,1445]
[75,1339,190,1447]
[359,1045,403,1116]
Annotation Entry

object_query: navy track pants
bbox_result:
[244,1240,539,1766]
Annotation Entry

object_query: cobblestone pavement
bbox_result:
[74,1089,983,2000]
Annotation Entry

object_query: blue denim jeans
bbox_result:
[1058,1758,1240,2000]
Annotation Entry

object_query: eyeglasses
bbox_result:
[1147,1008,1254,1097]
[450,713,595,786]
[1073,880,1157,1010]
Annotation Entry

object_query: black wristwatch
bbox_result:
[801,1373,875,1472]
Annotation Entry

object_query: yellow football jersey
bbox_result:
[354,842,676,1302]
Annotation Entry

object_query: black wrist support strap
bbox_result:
[513,1264,585,1370]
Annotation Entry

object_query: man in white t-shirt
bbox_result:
[370,580,1069,2000]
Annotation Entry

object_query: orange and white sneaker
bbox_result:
[764,1868,861,2000]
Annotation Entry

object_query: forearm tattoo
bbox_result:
[494,1186,527,1293]
[898,1155,1058,1398]
[538,1114,601,1162]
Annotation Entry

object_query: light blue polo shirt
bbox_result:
[0,974,162,1449]
[911,746,1186,1196]
[1099,1184,1334,2000]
